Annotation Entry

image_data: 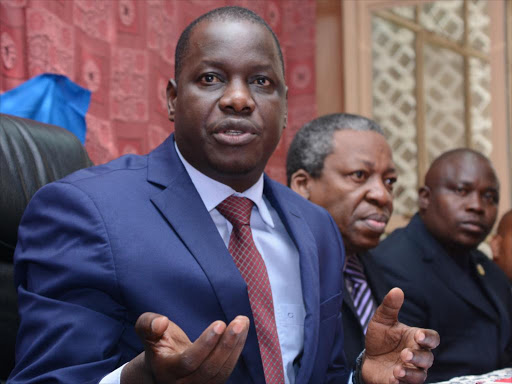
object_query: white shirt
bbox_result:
[100,143,305,384]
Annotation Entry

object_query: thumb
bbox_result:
[372,287,404,326]
[135,312,169,342]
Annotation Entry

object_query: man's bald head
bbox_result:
[491,209,512,281]
[419,148,499,250]
[424,149,496,190]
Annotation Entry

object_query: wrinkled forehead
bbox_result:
[332,129,394,165]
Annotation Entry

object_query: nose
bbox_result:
[466,192,484,214]
[219,79,255,115]
[366,178,393,208]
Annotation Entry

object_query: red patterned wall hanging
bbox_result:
[0,0,316,185]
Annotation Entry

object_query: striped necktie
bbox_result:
[344,255,377,333]
[216,195,285,384]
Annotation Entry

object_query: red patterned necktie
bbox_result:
[216,195,285,384]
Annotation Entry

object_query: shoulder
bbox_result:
[61,153,149,189]
[372,226,415,261]
[23,153,153,225]
[370,218,429,282]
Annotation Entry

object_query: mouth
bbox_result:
[459,220,486,234]
[360,213,389,233]
[212,119,259,146]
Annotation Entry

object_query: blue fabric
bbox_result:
[0,74,91,144]
[10,134,349,384]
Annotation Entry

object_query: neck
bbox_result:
[343,248,357,269]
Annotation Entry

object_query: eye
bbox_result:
[454,186,468,196]
[482,191,499,204]
[350,170,367,182]
[252,76,271,86]
[385,177,397,190]
[199,73,221,84]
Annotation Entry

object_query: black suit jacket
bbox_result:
[371,214,512,382]
[342,252,389,369]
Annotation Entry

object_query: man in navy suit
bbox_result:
[371,148,512,382]
[10,6,439,384]
[287,114,396,369]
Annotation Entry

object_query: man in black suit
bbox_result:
[287,113,396,369]
[371,148,512,382]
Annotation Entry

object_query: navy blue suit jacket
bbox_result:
[9,135,349,384]
[371,214,512,382]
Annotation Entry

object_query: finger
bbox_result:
[173,320,227,376]
[414,329,440,350]
[135,312,170,342]
[400,348,434,370]
[372,287,404,326]
[186,316,249,383]
[207,316,250,383]
[392,364,427,384]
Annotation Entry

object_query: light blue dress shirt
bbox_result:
[100,143,305,384]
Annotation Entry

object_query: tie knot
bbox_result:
[217,195,254,227]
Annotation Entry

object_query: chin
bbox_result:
[353,238,380,253]
[209,158,262,178]
[453,237,483,250]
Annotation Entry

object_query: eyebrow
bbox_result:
[356,159,396,174]
[198,60,277,73]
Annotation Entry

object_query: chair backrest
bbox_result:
[0,113,93,380]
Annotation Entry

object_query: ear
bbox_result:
[290,169,313,200]
[418,186,431,212]
[166,79,178,122]
[490,234,502,260]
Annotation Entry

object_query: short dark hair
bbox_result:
[286,113,384,186]
[174,6,285,81]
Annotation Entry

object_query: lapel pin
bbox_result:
[476,263,485,276]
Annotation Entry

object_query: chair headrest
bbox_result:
[0,113,93,261]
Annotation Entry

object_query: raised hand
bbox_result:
[121,312,250,384]
[362,288,440,384]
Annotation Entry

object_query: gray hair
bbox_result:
[286,113,384,186]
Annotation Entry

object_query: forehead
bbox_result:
[183,19,281,73]
[330,129,393,166]
[436,154,498,187]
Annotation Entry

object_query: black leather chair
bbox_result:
[0,113,93,381]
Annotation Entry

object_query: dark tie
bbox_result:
[216,195,285,384]
[344,255,377,333]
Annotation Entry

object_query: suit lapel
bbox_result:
[408,216,498,322]
[264,177,320,383]
[147,136,265,383]
[342,281,362,335]
[471,253,509,343]
[360,252,389,303]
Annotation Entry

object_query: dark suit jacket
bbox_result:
[342,253,389,369]
[371,214,512,382]
[9,135,349,384]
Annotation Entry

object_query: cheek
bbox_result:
[486,207,498,223]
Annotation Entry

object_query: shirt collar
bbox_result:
[175,141,275,228]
